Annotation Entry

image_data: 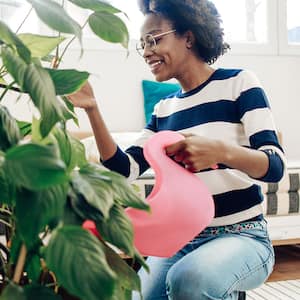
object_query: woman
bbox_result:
[69,1,285,299]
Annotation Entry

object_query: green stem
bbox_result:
[0,81,17,102]
[57,19,89,67]
[16,7,33,34]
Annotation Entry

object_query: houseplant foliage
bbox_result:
[0,0,149,299]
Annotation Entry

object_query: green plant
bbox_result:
[0,1,149,299]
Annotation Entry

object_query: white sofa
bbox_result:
[81,132,300,246]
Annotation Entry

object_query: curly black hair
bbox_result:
[137,0,230,64]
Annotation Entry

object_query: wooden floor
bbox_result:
[248,280,300,299]
[268,244,300,282]
[246,245,300,299]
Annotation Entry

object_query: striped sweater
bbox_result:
[103,68,285,226]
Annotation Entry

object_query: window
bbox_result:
[213,0,268,43]
[1,0,299,55]
[109,0,144,40]
[287,0,300,44]
[278,0,300,54]
[0,0,42,34]
[110,0,277,55]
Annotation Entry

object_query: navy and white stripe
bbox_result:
[103,68,285,226]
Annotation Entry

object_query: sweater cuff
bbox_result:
[101,146,130,177]
[257,149,284,182]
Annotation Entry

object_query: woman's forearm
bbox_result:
[219,141,269,179]
[85,104,117,161]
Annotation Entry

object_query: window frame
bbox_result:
[278,0,300,55]
[223,0,278,55]
[68,0,280,55]
[1,0,299,56]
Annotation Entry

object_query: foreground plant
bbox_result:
[0,1,149,299]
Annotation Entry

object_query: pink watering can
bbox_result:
[125,130,215,257]
[83,130,215,257]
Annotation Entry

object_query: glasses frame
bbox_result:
[136,29,176,56]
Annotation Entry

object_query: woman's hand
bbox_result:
[165,134,221,172]
[67,81,97,111]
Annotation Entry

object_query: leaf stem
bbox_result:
[0,81,17,102]
[16,7,33,34]
[58,19,89,67]
[13,244,27,284]
[0,83,21,93]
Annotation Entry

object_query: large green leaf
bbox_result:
[0,283,26,300]
[18,34,65,58]
[23,63,64,137]
[1,47,27,90]
[96,204,134,256]
[59,97,79,125]
[8,232,22,265]
[63,195,85,226]
[68,187,104,222]
[69,0,122,13]
[104,243,141,292]
[4,143,68,190]
[0,155,15,205]
[59,96,79,126]
[0,105,21,151]
[25,254,42,283]
[88,11,129,48]
[101,170,150,211]
[52,128,87,171]
[110,284,132,300]
[68,135,87,168]
[71,164,114,219]
[0,21,31,63]
[45,226,116,300]
[46,68,89,95]
[28,0,82,43]
[24,285,62,300]
[16,185,68,247]
[133,247,149,273]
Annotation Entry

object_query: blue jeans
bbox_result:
[132,219,274,300]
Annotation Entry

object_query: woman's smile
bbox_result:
[148,59,163,73]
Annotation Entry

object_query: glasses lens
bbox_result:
[136,34,156,56]
[136,41,144,56]
[145,34,156,50]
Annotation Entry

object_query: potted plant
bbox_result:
[0,0,149,299]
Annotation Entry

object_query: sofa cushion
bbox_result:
[134,169,300,217]
[141,80,180,124]
[260,169,300,216]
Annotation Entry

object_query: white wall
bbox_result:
[3,46,300,166]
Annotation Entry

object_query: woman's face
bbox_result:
[139,13,191,82]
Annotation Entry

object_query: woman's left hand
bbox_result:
[165,134,221,172]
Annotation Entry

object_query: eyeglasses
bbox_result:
[136,29,176,56]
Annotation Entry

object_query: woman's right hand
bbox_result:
[67,81,97,111]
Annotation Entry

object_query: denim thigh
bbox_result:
[132,220,274,300]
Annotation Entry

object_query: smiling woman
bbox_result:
[67,1,286,299]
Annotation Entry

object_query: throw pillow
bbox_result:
[142,80,180,124]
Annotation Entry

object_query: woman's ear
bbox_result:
[185,30,195,49]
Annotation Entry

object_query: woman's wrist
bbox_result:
[84,98,98,113]
[217,140,233,165]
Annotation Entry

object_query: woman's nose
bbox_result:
[143,45,154,58]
